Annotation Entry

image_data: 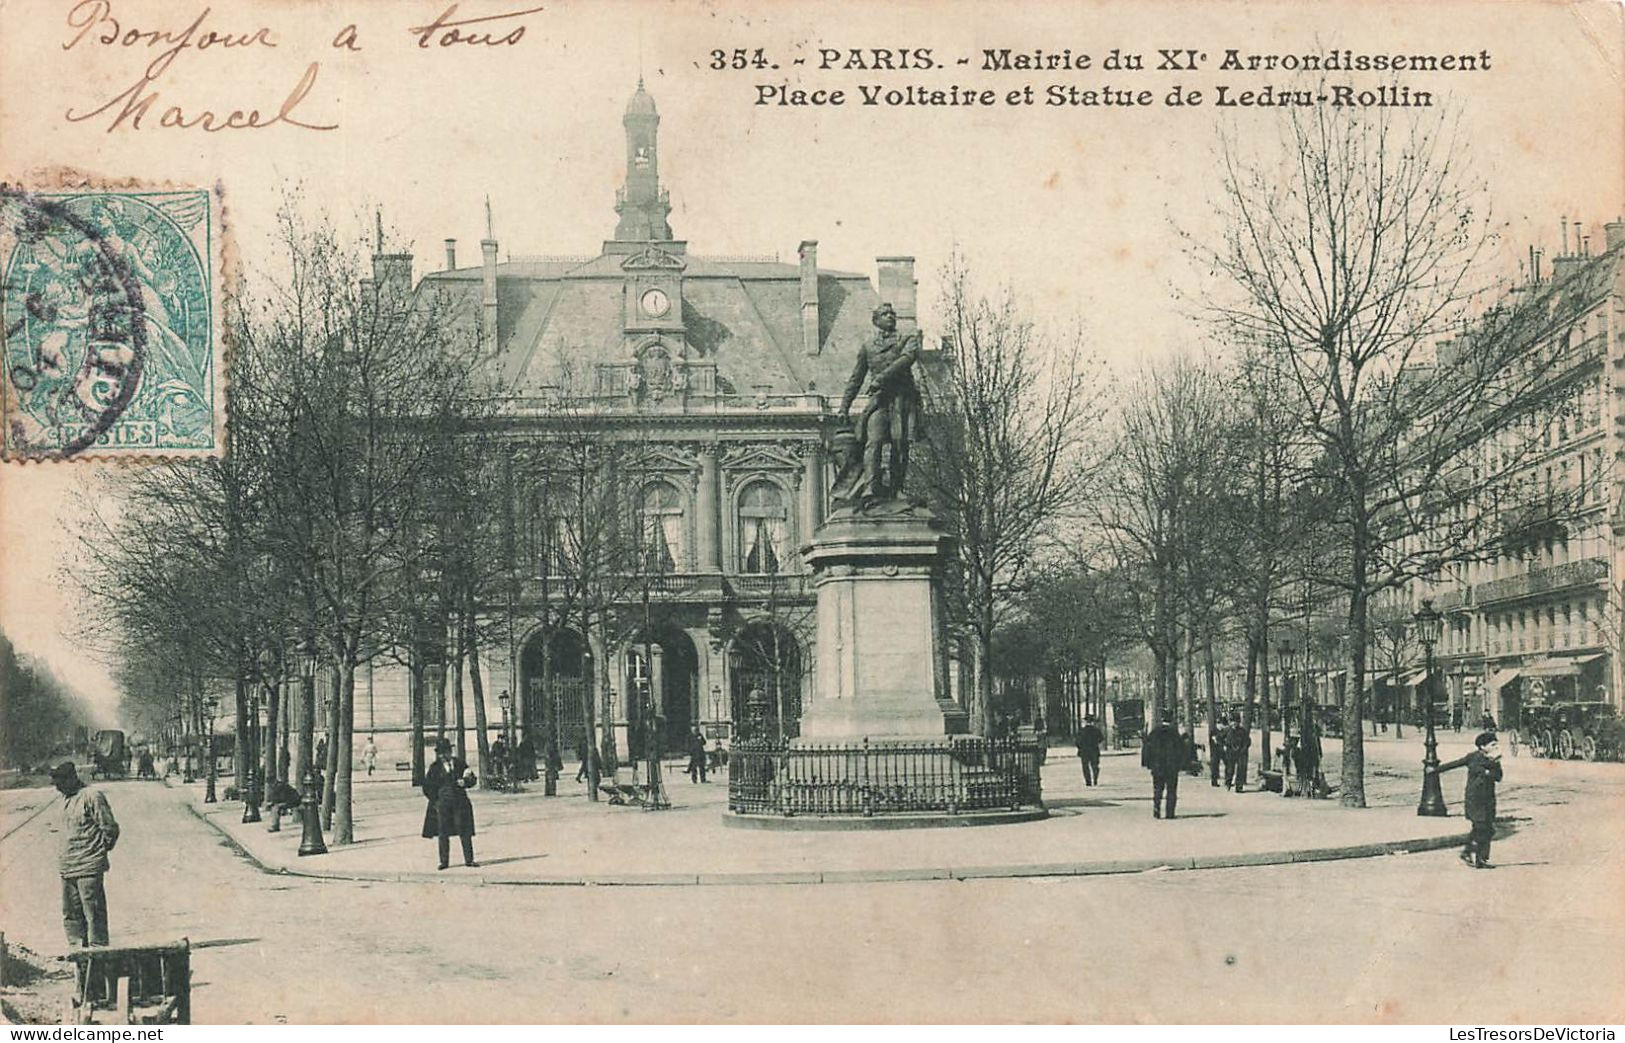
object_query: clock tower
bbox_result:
[614,79,674,242]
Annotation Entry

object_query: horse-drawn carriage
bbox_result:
[88,729,127,780]
[1509,699,1623,762]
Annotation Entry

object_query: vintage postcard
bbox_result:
[0,0,1621,1029]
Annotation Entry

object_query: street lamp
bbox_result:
[1276,637,1296,765]
[297,647,327,856]
[243,683,262,824]
[1414,599,1448,817]
[498,689,520,791]
[202,696,220,803]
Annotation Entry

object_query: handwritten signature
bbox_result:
[58,1,545,134]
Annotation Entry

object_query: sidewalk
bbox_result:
[176,749,1471,887]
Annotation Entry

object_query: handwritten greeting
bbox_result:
[58,1,546,133]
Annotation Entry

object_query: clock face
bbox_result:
[640,287,671,318]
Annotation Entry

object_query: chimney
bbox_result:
[876,256,917,334]
[373,253,413,301]
[481,237,498,347]
[799,239,819,354]
[445,239,457,270]
[481,197,498,348]
[1561,216,1569,255]
[1605,219,1625,251]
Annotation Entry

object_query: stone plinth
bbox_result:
[796,508,968,740]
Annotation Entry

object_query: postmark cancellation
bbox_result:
[1,182,224,460]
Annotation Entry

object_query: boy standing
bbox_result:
[1431,731,1503,869]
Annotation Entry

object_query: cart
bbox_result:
[1512,701,1620,761]
[89,730,127,780]
[63,940,190,1024]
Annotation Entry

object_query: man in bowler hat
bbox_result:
[422,738,478,869]
[1141,710,1187,819]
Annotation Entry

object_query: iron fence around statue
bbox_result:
[727,736,1043,816]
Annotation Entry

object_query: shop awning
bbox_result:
[1399,669,1430,686]
[1487,668,1521,691]
[1522,657,1582,678]
[1568,654,1605,666]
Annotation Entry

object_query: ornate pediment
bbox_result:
[627,444,700,474]
[621,245,686,271]
[721,442,804,473]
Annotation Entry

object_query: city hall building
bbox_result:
[354,82,934,761]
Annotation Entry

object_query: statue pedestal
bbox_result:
[796,508,968,740]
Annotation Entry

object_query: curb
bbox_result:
[178,791,1477,888]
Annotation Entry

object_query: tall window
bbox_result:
[639,482,685,572]
[738,480,788,574]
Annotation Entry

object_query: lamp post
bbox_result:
[202,696,220,803]
[243,683,262,823]
[1414,599,1448,817]
[1276,637,1296,774]
[297,646,327,856]
[498,689,520,791]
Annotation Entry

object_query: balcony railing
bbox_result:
[728,736,1043,817]
[1475,556,1608,605]
[729,574,810,599]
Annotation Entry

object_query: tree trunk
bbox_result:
[1343,579,1370,808]
[334,660,357,844]
[233,671,250,791]
[410,660,426,787]
[467,605,493,786]
[1259,628,1273,774]
[261,679,280,792]
[1203,626,1218,782]
[322,675,340,829]
[1181,620,1198,733]
[295,664,314,789]
[453,623,468,763]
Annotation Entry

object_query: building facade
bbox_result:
[352,83,934,763]
[1387,221,1625,733]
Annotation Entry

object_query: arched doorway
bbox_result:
[730,621,804,740]
[623,626,699,760]
[520,628,591,755]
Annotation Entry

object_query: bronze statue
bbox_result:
[834,303,921,509]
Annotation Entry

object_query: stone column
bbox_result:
[686,627,716,725]
[801,444,823,545]
[697,446,721,572]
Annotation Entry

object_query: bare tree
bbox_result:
[915,255,1104,735]
[1205,103,1602,806]
[1097,355,1233,726]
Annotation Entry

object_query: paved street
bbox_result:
[2,739,1621,1023]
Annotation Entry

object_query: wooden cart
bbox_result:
[64,940,190,1024]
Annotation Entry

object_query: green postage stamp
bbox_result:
[1,186,224,460]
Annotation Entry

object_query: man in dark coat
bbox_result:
[1431,731,1503,868]
[1224,715,1248,791]
[1075,715,1104,786]
[686,727,708,783]
[1141,711,1186,819]
[422,738,478,870]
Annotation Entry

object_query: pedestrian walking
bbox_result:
[490,735,509,786]
[1141,711,1186,820]
[1479,712,1497,733]
[516,737,537,782]
[1224,715,1248,791]
[1430,731,1503,869]
[421,738,478,870]
[1075,715,1104,786]
[51,762,120,948]
[686,727,708,783]
[137,748,156,780]
[362,735,378,777]
[574,734,591,782]
[1209,722,1227,787]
